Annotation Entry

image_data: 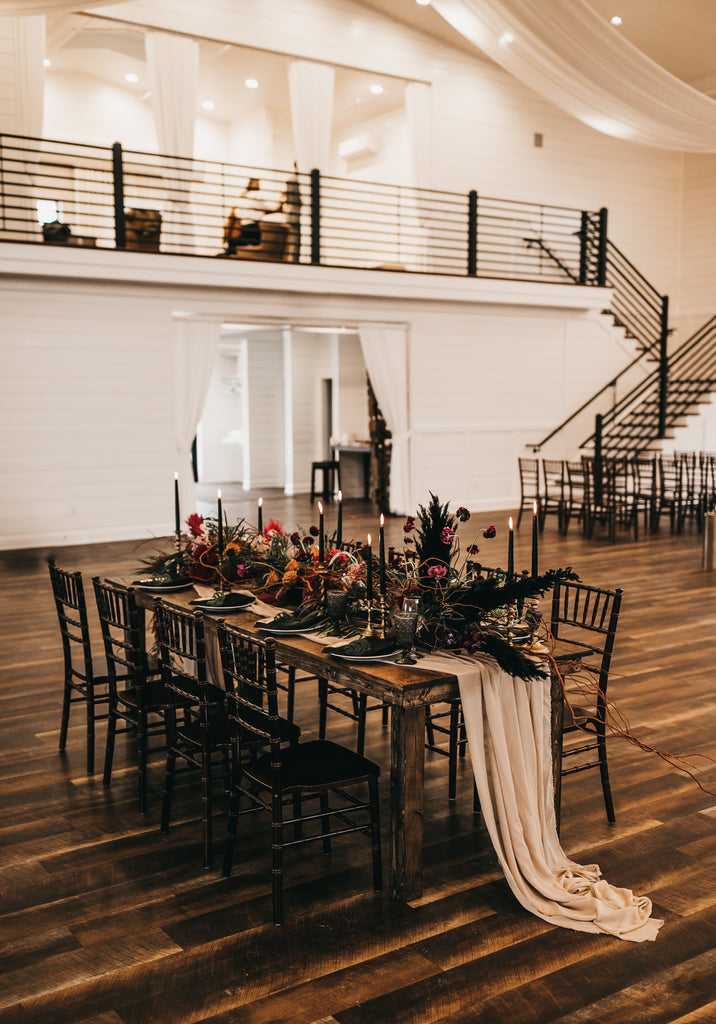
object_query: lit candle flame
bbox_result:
[367,532,372,545]
[338,489,343,501]
[509,516,513,530]
[217,488,221,499]
[380,513,385,526]
[318,501,323,514]
[533,500,538,515]
[258,496,263,507]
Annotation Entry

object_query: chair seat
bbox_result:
[255,739,379,790]
[117,681,191,711]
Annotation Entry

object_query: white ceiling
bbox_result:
[43,1,716,134]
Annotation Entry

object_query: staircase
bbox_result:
[581,314,716,457]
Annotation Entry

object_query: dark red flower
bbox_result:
[484,525,497,538]
[467,544,480,555]
[186,512,204,538]
[456,506,470,522]
[403,516,415,534]
[290,532,301,545]
[441,526,455,545]
[309,525,319,537]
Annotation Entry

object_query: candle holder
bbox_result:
[325,589,348,637]
[378,596,388,639]
[363,599,380,636]
[174,529,183,553]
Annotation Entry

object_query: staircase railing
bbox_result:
[530,209,670,452]
[581,313,716,452]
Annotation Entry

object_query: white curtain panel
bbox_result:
[358,324,411,516]
[172,319,221,516]
[288,59,335,172]
[144,31,199,252]
[432,0,716,152]
[12,14,45,136]
[144,31,199,159]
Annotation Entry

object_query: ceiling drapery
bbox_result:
[431,0,716,152]
[0,1,121,12]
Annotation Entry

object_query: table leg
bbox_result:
[390,703,425,901]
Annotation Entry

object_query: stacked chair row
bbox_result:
[48,561,382,926]
[518,451,716,540]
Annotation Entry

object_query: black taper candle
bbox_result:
[318,501,325,564]
[217,489,223,559]
[507,516,514,580]
[531,501,539,577]
[365,534,373,602]
[337,490,343,548]
[258,496,263,534]
[174,472,180,535]
[379,513,387,598]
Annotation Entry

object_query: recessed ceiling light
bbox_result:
[125,72,139,84]
[201,99,215,110]
[416,0,431,6]
[610,15,623,25]
[370,83,384,95]
[42,58,51,67]
[244,78,259,89]
[499,31,514,44]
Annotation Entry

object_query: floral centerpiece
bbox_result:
[387,494,578,680]
[140,492,576,680]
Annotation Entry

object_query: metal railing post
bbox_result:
[593,413,603,505]
[578,211,589,285]
[467,189,478,277]
[597,207,608,287]
[112,142,126,250]
[658,294,670,438]
[310,167,321,265]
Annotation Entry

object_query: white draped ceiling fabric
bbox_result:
[0,1,118,11]
[288,59,335,173]
[358,324,411,516]
[432,0,716,152]
[172,319,221,516]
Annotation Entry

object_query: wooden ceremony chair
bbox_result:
[550,580,623,827]
[48,559,110,775]
[93,578,187,814]
[217,622,382,926]
[517,457,541,529]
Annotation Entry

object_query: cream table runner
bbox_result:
[419,652,663,942]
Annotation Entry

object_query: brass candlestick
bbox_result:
[174,529,183,553]
[364,599,379,636]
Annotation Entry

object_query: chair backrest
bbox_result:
[518,457,540,500]
[92,578,145,695]
[542,459,565,498]
[550,581,623,698]
[632,455,657,493]
[153,600,212,708]
[48,559,94,683]
[216,621,280,752]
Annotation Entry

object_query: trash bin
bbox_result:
[703,511,716,570]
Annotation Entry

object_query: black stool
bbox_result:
[310,460,341,502]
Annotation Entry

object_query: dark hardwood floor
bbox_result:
[1,494,716,1023]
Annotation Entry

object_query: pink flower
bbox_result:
[427,564,447,579]
[456,507,470,522]
[441,527,455,545]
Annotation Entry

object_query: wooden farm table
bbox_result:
[134,587,582,902]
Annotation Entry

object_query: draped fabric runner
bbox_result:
[419,652,663,942]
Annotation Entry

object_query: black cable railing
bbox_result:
[0,132,596,285]
[581,313,716,454]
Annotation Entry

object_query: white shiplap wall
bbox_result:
[0,251,626,548]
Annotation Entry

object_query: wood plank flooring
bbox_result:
[1,495,716,1023]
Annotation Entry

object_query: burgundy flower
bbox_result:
[467,544,480,555]
[309,525,319,537]
[403,535,415,545]
[483,525,497,539]
[403,516,415,534]
[290,531,301,545]
[302,536,314,547]
[441,526,455,545]
[427,564,447,578]
[456,506,470,522]
[186,512,204,538]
